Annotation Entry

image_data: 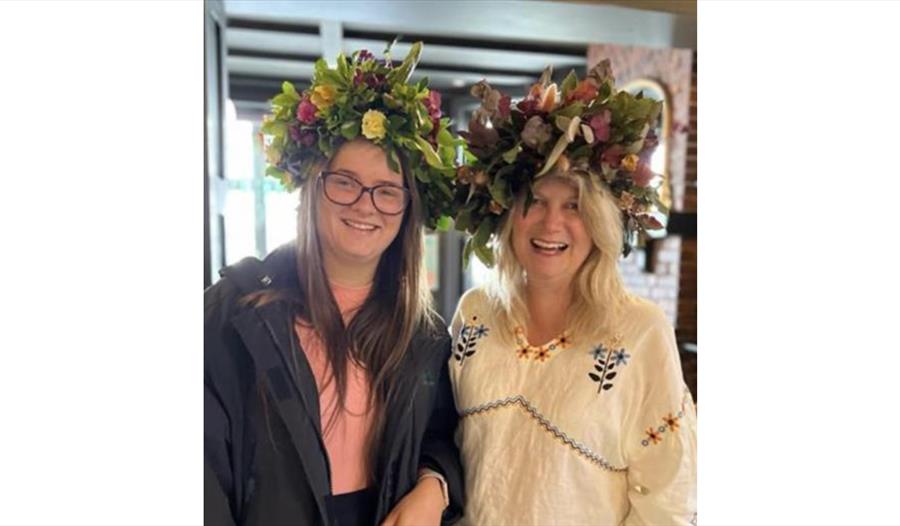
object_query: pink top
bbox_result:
[294,281,374,495]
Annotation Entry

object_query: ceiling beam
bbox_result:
[224,0,696,49]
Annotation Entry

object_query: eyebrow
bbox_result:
[533,191,579,201]
[332,168,403,187]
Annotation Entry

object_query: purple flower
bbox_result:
[366,73,386,89]
[299,129,318,147]
[589,110,612,144]
[498,95,511,119]
[357,49,374,62]
[288,124,302,143]
[297,97,317,124]
[516,98,539,117]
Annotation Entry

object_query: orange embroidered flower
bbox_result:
[534,348,550,362]
[645,427,662,445]
[516,347,530,359]
[663,413,680,432]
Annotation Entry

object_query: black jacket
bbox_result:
[204,244,463,526]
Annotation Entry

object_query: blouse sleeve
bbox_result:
[622,318,697,526]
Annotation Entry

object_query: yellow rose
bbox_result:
[361,109,387,140]
[310,85,336,110]
[621,153,639,172]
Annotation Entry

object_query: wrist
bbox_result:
[416,469,449,510]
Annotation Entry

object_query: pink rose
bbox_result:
[600,144,624,167]
[631,161,656,187]
[589,110,612,143]
[297,97,317,124]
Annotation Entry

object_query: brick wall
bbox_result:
[676,53,698,346]
[586,44,693,326]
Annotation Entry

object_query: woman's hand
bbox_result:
[379,477,445,526]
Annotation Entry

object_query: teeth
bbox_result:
[344,219,377,231]
[532,239,568,250]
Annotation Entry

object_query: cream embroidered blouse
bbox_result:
[449,287,697,526]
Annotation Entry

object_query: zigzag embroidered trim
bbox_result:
[460,395,628,473]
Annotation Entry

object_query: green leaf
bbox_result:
[272,93,298,107]
[282,81,299,99]
[261,119,287,137]
[455,210,471,232]
[474,216,493,246]
[437,128,455,147]
[388,41,422,84]
[501,143,521,164]
[320,68,345,88]
[488,174,510,208]
[340,120,360,140]
[474,242,495,267]
[552,101,585,119]
[435,215,453,232]
[336,52,350,82]
[388,115,408,132]
[560,69,578,97]
[414,136,444,168]
[265,166,285,180]
[462,237,475,269]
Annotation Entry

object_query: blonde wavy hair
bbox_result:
[487,171,634,344]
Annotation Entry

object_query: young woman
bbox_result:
[204,44,463,526]
[449,63,697,525]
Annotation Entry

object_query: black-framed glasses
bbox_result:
[318,171,411,215]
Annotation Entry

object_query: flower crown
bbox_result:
[453,60,667,266]
[261,41,463,230]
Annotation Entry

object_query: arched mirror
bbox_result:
[621,78,672,239]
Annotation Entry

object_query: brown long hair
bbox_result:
[251,140,434,480]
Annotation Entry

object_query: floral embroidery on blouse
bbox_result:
[587,335,627,395]
[640,388,692,447]
[513,327,570,362]
[455,315,489,366]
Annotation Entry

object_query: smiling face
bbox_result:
[315,138,406,282]
[511,176,593,287]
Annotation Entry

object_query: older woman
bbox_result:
[449,62,696,525]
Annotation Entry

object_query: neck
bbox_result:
[322,251,377,288]
[524,277,573,339]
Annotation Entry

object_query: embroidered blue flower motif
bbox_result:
[611,349,631,366]
[459,325,471,338]
[473,324,489,338]
[590,344,607,361]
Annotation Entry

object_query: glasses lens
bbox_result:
[373,185,409,214]
[323,173,361,204]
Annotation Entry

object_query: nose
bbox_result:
[540,204,565,231]
[350,188,378,215]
